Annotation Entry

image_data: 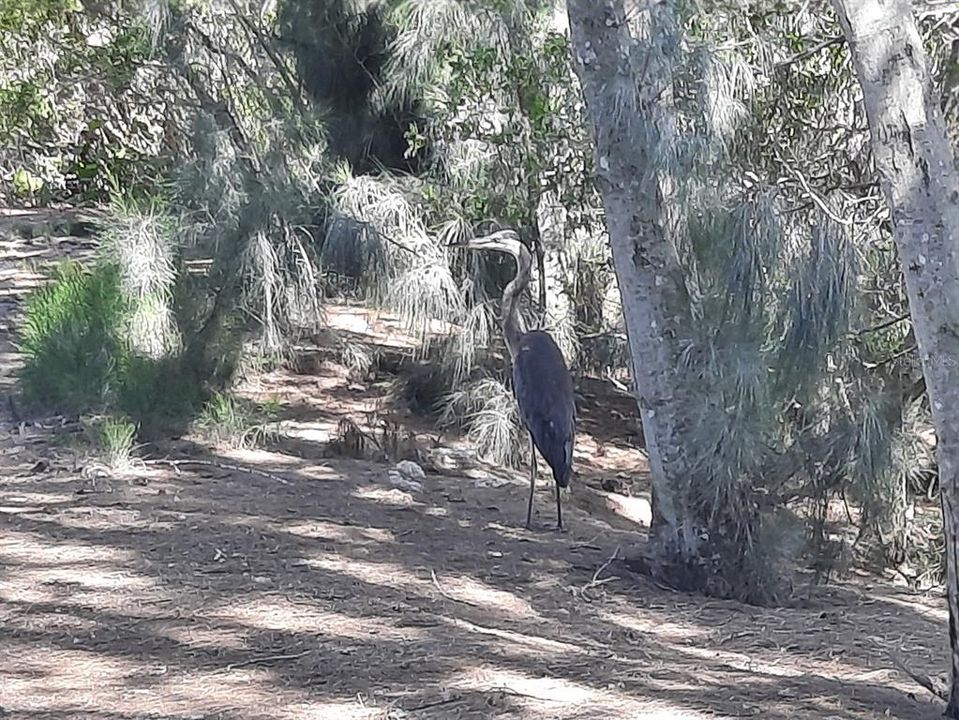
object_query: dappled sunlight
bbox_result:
[160,623,250,652]
[303,551,432,591]
[284,518,396,545]
[449,664,598,704]
[679,644,805,678]
[441,664,718,718]
[0,531,138,566]
[281,418,338,445]
[443,615,584,655]
[147,667,288,711]
[601,608,711,644]
[432,575,541,618]
[0,642,144,716]
[210,596,430,642]
[217,446,307,469]
[277,700,384,720]
[484,520,548,542]
[874,592,948,623]
[3,562,159,603]
[303,551,544,619]
[352,485,420,507]
[0,489,76,509]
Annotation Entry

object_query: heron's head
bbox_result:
[448,229,524,259]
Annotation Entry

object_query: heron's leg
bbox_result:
[555,479,564,531]
[526,432,536,529]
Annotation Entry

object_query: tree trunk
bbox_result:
[534,190,577,362]
[566,0,707,588]
[831,0,959,713]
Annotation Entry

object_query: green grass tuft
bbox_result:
[82,414,140,470]
[18,261,202,429]
[19,261,128,414]
[194,392,280,448]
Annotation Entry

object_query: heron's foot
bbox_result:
[553,523,567,534]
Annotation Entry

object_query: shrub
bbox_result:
[18,261,201,428]
[19,262,128,414]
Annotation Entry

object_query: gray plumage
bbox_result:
[452,229,576,530]
[513,330,576,489]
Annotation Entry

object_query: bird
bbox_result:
[451,229,576,531]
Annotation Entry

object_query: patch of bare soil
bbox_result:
[0,211,951,719]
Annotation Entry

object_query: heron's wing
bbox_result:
[512,332,576,483]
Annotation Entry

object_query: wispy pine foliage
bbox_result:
[99,192,180,360]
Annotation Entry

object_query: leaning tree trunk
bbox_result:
[831,0,959,713]
[566,0,708,588]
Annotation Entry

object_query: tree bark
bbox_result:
[831,0,959,713]
[534,190,577,362]
[566,0,707,586]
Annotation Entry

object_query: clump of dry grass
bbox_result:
[194,392,282,449]
[439,377,522,468]
[98,192,180,360]
[80,414,141,471]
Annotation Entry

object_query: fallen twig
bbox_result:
[145,457,293,485]
[578,545,621,600]
[887,649,949,701]
[403,694,465,712]
[225,649,310,671]
[430,569,479,607]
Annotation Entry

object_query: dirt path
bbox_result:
[0,213,951,719]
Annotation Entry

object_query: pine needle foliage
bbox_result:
[19,262,128,414]
[98,191,180,360]
[440,376,523,467]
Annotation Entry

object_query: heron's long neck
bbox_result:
[501,244,531,359]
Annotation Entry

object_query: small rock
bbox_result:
[426,447,476,472]
[387,470,422,493]
[394,459,425,480]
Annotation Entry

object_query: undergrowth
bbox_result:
[81,414,140,470]
[18,261,203,429]
[194,392,282,448]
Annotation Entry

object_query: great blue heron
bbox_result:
[452,230,576,530]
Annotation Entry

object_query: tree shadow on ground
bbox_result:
[0,429,948,720]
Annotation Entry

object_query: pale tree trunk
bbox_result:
[534,190,577,363]
[566,0,707,586]
[832,0,959,713]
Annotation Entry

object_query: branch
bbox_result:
[863,344,918,369]
[225,0,310,118]
[179,58,260,177]
[853,312,911,336]
[773,145,854,226]
[775,35,846,69]
[144,457,294,485]
[887,647,949,701]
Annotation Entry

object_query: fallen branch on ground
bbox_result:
[430,569,479,607]
[876,639,949,701]
[225,650,311,671]
[144,457,293,485]
[576,545,621,601]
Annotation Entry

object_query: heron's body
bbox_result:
[512,330,576,488]
[452,229,576,530]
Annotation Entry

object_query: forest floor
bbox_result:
[0,209,951,719]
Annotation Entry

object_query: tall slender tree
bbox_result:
[566,0,717,590]
[830,0,959,713]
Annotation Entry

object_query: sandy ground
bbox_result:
[0,211,951,719]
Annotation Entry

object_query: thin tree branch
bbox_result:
[775,35,846,69]
[225,0,310,118]
[853,312,911,336]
